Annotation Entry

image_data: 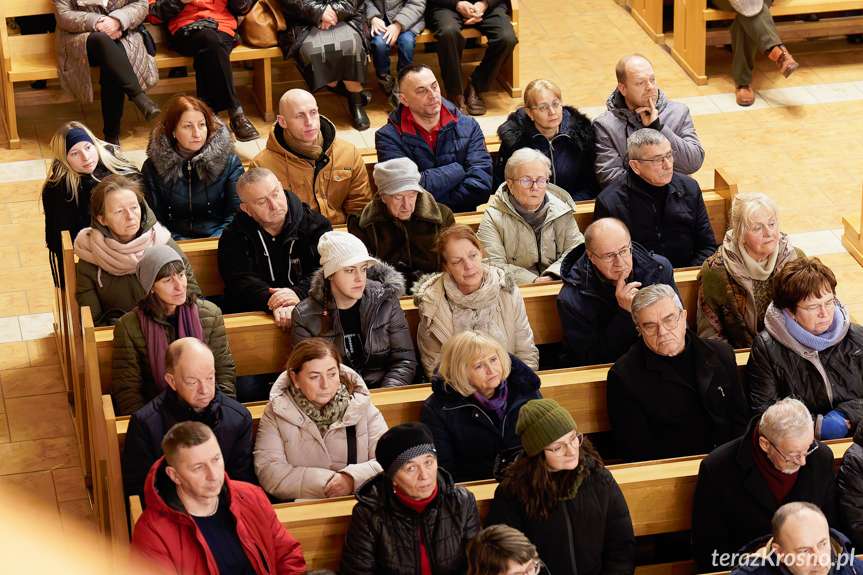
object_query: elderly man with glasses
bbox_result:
[691,397,840,573]
[607,284,750,464]
[556,217,678,368]
[594,128,718,269]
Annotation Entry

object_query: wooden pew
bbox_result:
[627,0,667,43]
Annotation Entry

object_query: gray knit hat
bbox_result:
[373,158,423,196]
[136,245,183,293]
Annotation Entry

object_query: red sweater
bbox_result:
[751,422,798,506]
[395,484,440,575]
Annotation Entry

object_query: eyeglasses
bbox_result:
[638,310,684,336]
[634,151,675,167]
[545,433,584,456]
[588,244,633,264]
[508,558,544,575]
[797,298,837,315]
[766,437,818,464]
[530,99,563,113]
[510,177,550,190]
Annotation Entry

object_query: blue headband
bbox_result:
[66,128,93,151]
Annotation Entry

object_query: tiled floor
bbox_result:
[2,0,863,549]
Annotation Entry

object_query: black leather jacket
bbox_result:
[276,0,369,60]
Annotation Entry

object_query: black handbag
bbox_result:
[137,24,157,57]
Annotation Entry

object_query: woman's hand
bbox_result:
[370,16,387,36]
[95,16,122,40]
[534,275,554,283]
[324,472,355,498]
[319,5,338,29]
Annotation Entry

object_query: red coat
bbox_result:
[131,457,307,575]
[148,0,251,37]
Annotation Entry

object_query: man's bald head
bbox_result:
[277,89,321,144]
[615,54,653,84]
[165,338,216,412]
[165,338,213,375]
[585,218,633,282]
[584,218,630,252]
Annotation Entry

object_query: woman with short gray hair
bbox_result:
[477,148,585,286]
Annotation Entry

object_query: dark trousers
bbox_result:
[170,28,239,113]
[86,32,144,139]
[427,3,517,95]
[709,0,781,85]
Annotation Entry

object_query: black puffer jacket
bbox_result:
[276,0,369,60]
[494,106,600,200]
[218,189,333,312]
[838,423,863,549]
[141,120,243,239]
[420,355,542,483]
[340,469,481,575]
[290,262,417,388]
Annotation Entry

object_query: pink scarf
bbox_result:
[74,224,172,287]
[136,303,206,393]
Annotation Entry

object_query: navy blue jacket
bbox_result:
[375,99,493,214]
[121,388,256,504]
[494,106,601,201]
[420,355,542,483]
[729,530,862,575]
[557,242,678,368]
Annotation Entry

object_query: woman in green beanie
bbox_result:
[486,399,637,575]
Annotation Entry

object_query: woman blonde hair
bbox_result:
[438,331,512,397]
[730,192,780,242]
[523,78,562,110]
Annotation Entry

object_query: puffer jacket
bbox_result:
[249,117,372,226]
[340,469,481,575]
[276,0,369,60]
[376,100,493,214]
[347,189,456,286]
[218,189,333,313]
[364,0,425,35]
[253,365,387,501]
[557,242,678,368]
[593,88,704,189]
[494,105,601,200]
[141,120,243,239]
[420,355,542,483]
[477,182,585,285]
[290,262,417,388]
[148,0,253,37]
[412,264,539,379]
[54,0,158,104]
[747,301,863,438]
[75,200,201,326]
[728,529,863,575]
[112,298,237,416]
[839,424,863,549]
[131,458,307,575]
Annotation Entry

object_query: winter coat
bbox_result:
[141,120,244,240]
[593,88,704,189]
[250,118,372,226]
[494,105,601,200]
[112,298,237,416]
[253,365,387,501]
[122,388,255,504]
[218,189,333,312]
[607,331,750,463]
[838,424,863,550]
[477,182,585,285]
[593,170,717,269]
[131,458,307,575]
[728,529,863,575]
[747,301,863,438]
[348,189,455,286]
[376,100,493,214]
[412,264,539,379]
[75,200,201,326]
[420,355,542,483]
[290,263,417,388]
[557,242,678,368]
[486,456,637,575]
[54,0,158,104]
[276,0,369,61]
[364,0,425,35]
[691,417,839,572]
[340,469,481,575]
[149,0,252,37]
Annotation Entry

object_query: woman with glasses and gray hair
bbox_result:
[747,257,863,440]
[607,284,749,463]
[478,148,585,286]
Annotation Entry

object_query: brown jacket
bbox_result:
[249,117,372,225]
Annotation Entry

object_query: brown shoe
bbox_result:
[230,113,260,142]
[464,81,487,116]
[735,85,755,107]
[448,94,468,115]
[768,45,799,78]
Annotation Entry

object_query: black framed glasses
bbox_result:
[634,151,674,167]
[588,244,633,264]
[638,310,684,336]
[766,437,818,464]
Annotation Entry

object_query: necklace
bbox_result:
[201,500,219,517]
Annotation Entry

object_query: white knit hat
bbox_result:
[319,231,377,278]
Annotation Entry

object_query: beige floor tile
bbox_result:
[771,186,835,211]
[726,125,815,150]
[1,365,66,398]
[0,181,43,204]
[747,105,835,126]
[820,183,862,206]
[5,393,75,442]
[0,414,10,443]
[26,289,54,314]
[58,499,99,547]
[692,111,760,134]
[27,338,60,368]
[834,265,863,305]
[783,140,863,165]
[0,435,80,475]
[18,244,48,268]
[8,201,42,224]
[0,206,10,226]
[0,246,20,269]
[799,205,855,231]
[803,120,863,141]
[0,293,30,319]
[0,470,58,509]
[823,101,863,120]
[710,148,796,172]
[53,467,88,503]
[817,252,858,267]
[698,133,741,154]
[763,162,855,188]
[0,342,30,371]
[0,223,46,248]
[0,266,53,293]
[779,211,814,234]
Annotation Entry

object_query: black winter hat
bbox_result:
[375,422,437,480]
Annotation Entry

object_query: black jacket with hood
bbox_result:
[218,189,333,313]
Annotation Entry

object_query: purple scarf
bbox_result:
[136,303,206,393]
[472,379,509,422]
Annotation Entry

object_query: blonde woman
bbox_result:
[42,121,140,287]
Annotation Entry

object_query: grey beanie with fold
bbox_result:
[373,158,423,196]
[136,245,183,293]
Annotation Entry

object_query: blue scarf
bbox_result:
[472,379,509,422]
[782,306,844,352]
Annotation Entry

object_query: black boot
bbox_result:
[347,91,370,131]
[327,81,372,106]
[132,93,161,122]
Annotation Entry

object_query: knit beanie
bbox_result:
[375,422,437,480]
[318,231,377,279]
[66,127,93,151]
[516,399,577,457]
[136,245,183,293]
[373,158,423,196]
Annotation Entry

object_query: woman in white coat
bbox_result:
[254,337,388,501]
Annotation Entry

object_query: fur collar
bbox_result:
[357,190,444,228]
[497,105,595,152]
[146,120,234,184]
[429,354,540,401]
[411,263,515,307]
[308,260,407,304]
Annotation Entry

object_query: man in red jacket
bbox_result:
[131,421,307,575]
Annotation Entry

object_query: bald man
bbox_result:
[122,338,256,504]
[593,54,704,190]
[249,89,373,225]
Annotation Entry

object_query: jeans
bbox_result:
[370,30,416,77]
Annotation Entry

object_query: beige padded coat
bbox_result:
[54,0,158,103]
[477,183,585,286]
[253,365,387,501]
